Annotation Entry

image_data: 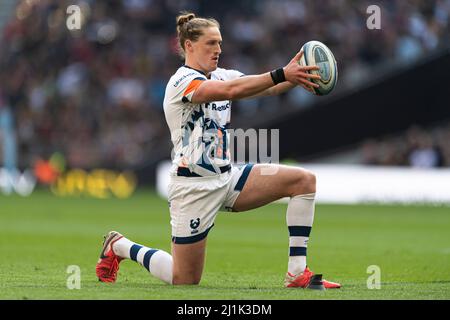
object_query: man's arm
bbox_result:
[244,81,296,99]
[191,51,319,104]
[244,78,317,99]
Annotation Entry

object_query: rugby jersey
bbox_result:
[163,65,244,177]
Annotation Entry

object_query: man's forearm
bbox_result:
[262,81,296,97]
[269,81,296,96]
[241,80,296,100]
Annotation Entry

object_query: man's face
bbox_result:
[188,27,222,74]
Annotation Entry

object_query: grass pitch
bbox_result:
[1,189,450,300]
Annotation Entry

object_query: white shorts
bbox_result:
[167,164,254,244]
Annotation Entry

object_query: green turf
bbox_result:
[1,189,450,300]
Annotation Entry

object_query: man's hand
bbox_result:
[283,50,320,93]
[300,83,317,94]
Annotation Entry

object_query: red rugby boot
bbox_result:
[96,231,124,283]
[285,266,341,289]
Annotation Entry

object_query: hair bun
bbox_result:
[177,13,195,27]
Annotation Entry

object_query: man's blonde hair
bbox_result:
[176,12,220,58]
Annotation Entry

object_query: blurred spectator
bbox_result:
[361,124,448,167]
[406,126,445,168]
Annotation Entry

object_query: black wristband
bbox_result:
[270,68,286,85]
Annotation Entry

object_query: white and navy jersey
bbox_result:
[164,65,244,177]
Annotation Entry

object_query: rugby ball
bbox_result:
[299,40,338,96]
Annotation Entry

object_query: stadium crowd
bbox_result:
[361,122,450,168]
[0,0,449,169]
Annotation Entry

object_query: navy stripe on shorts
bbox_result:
[234,164,254,191]
[172,224,214,244]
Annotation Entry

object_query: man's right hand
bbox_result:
[283,50,321,91]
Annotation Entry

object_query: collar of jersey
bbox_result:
[183,65,211,79]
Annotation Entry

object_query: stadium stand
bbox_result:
[0,0,449,176]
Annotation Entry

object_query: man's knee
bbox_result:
[306,171,317,191]
[291,169,316,196]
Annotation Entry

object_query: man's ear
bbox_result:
[185,40,193,52]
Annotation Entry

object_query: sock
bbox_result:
[113,237,173,284]
[286,193,315,275]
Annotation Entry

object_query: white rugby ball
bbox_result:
[299,40,338,96]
